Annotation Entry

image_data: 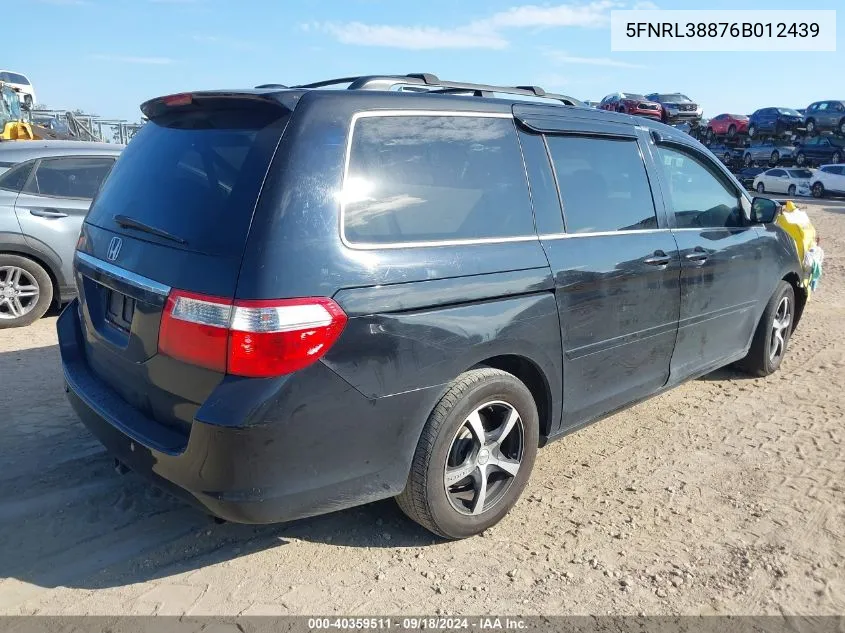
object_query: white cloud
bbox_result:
[308,2,638,50]
[316,22,508,50]
[90,55,174,65]
[545,50,646,68]
[481,1,619,29]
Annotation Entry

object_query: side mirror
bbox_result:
[751,197,781,224]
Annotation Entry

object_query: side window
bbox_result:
[833,102,845,112]
[23,157,115,199]
[0,160,34,192]
[343,115,534,245]
[517,130,562,235]
[655,146,744,229]
[769,169,785,177]
[545,135,657,233]
[817,103,829,111]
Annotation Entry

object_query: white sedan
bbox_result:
[752,168,813,196]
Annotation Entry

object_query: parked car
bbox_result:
[0,70,36,108]
[736,167,767,189]
[802,100,845,136]
[794,136,844,167]
[810,164,845,198]
[753,168,813,196]
[748,107,804,138]
[645,93,702,124]
[598,92,662,119]
[706,114,750,140]
[0,141,123,327]
[743,141,797,167]
[58,79,804,539]
[708,144,745,167]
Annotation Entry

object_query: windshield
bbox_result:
[0,72,29,85]
[789,169,813,179]
[658,94,691,102]
[86,106,288,257]
[778,108,801,116]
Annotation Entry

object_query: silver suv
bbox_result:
[0,141,124,327]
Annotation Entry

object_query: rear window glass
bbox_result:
[546,136,657,233]
[86,106,287,257]
[0,160,33,192]
[342,115,534,245]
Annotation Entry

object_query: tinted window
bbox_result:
[24,157,114,199]
[769,169,785,177]
[546,135,656,233]
[517,130,562,234]
[0,160,33,192]
[343,115,533,244]
[86,106,288,257]
[0,72,29,85]
[655,146,744,229]
[832,102,845,112]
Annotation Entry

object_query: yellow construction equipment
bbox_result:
[0,82,36,140]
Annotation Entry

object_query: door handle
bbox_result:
[643,250,671,266]
[685,247,709,263]
[30,208,68,219]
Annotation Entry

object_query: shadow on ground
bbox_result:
[0,345,434,600]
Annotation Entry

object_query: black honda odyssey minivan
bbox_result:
[59,74,805,539]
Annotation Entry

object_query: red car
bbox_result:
[706,113,750,140]
[598,92,662,120]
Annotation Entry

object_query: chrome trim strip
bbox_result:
[75,252,171,297]
[340,110,520,251]
[539,229,670,239]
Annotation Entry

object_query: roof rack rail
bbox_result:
[290,74,583,107]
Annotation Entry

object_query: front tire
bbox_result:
[736,281,795,377]
[770,151,780,166]
[796,152,806,166]
[748,124,757,138]
[396,368,539,539]
[0,255,53,329]
[788,184,797,196]
[806,119,816,135]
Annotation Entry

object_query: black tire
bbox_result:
[770,151,780,166]
[832,151,842,164]
[839,119,845,136]
[748,124,757,138]
[812,182,825,198]
[806,119,816,135]
[727,124,737,138]
[756,182,765,193]
[788,184,796,196]
[396,367,539,539]
[0,254,53,329]
[736,281,795,377]
[796,152,806,166]
[745,154,753,168]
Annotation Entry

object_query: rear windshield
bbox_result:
[788,169,813,178]
[86,105,288,257]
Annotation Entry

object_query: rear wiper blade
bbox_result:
[113,214,187,245]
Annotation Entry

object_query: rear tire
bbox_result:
[788,184,796,196]
[806,119,816,135]
[736,281,795,377]
[796,152,806,166]
[396,368,539,539]
[748,124,757,138]
[0,254,53,329]
[727,124,737,138]
[812,182,825,198]
[770,151,780,166]
[756,182,765,193]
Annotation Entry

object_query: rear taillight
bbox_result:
[158,291,347,377]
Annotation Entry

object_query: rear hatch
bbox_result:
[75,92,291,434]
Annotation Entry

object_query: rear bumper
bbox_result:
[58,300,440,524]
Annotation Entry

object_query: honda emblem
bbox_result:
[107,237,122,262]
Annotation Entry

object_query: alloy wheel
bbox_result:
[769,296,792,362]
[0,266,40,320]
[833,152,842,165]
[444,401,524,516]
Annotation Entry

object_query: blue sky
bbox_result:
[4,0,842,122]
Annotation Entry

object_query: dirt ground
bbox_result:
[1,199,843,617]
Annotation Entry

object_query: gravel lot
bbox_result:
[1,199,843,616]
